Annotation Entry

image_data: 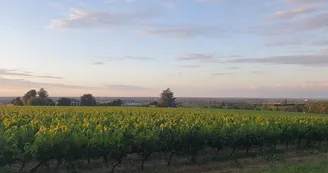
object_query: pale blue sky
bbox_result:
[0,0,328,98]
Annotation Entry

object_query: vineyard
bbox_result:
[1,106,328,173]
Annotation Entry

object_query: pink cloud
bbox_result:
[298,81,328,88]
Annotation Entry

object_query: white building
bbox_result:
[70,99,81,106]
[121,100,146,106]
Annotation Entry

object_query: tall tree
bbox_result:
[159,88,176,107]
[23,90,37,105]
[80,94,96,106]
[10,97,23,106]
[56,97,71,106]
[38,88,49,99]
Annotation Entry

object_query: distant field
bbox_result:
[209,108,328,117]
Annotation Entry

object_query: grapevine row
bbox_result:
[0,107,327,172]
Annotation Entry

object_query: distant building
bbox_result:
[121,100,147,106]
[70,99,81,106]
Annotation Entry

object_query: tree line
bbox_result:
[10,88,98,106]
[11,88,53,106]
[10,88,178,107]
[304,102,328,114]
[208,101,328,114]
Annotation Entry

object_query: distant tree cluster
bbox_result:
[11,88,53,106]
[98,99,123,106]
[204,98,309,113]
[260,104,304,112]
[56,97,72,106]
[304,102,328,114]
[56,94,97,106]
[207,103,226,109]
[10,97,23,106]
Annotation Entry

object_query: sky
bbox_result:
[0,0,328,98]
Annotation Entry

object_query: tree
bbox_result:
[23,90,37,105]
[80,94,96,106]
[150,101,158,106]
[283,98,288,105]
[217,102,225,109]
[176,102,183,108]
[159,88,176,107]
[111,99,123,106]
[56,97,71,106]
[38,88,49,99]
[10,97,23,106]
[27,97,45,106]
[261,104,268,111]
[45,98,54,106]
[97,99,122,106]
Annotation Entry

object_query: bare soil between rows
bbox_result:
[5,143,328,173]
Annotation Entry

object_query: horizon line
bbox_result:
[1,96,326,99]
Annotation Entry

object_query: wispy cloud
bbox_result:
[140,25,219,38]
[262,0,328,35]
[313,40,328,46]
[266,37,303,47]
[229,55,242,58]
[251,70,264,74]
[180,65,201,68]
[256,0,327,49]
[298,81,328,88]
[1,77,151,92]
[268,7,322,19]
[123,56,154,61]
[0,77,94,90]
[48,8,157,29]
[178,53,219,63]
[92,61,104,65]
[229,50,328,67]
[98,55,153,62]
[287,12,328,31]
[0,69,62,79]
[262,12,328,35]
[49,7,222,38]
[284,0,325,6]
[105,0,178,8]
[196,0,220,4]
[211,72,234,76]
[35,75,63,79]
[0,69,33,77]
